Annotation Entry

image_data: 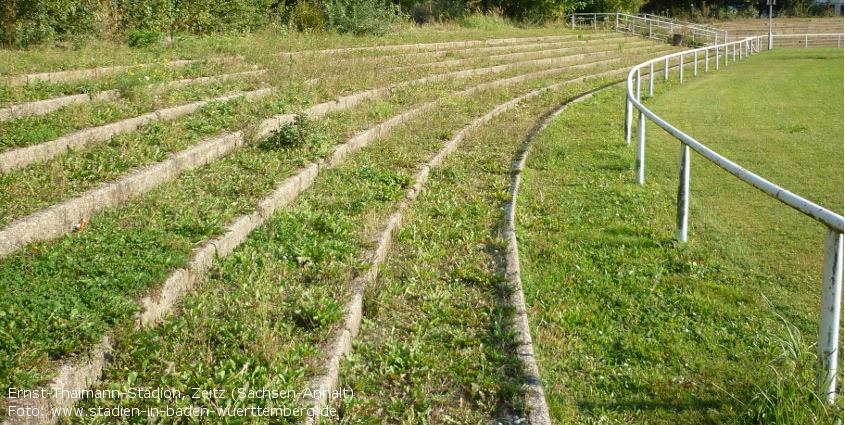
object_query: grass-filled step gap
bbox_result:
[274,34,581,63]
[326,78,615,423]
[0,58,246,106]
[516,85,842,424]
[0,71,270,152]
[49,85,515,424]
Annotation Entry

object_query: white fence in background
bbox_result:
[624,36,844,404]
[568,13,729,46]
[753,33,845,48]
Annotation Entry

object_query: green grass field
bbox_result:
[518,48,843,423]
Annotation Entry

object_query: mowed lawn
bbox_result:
[518,48,843,424]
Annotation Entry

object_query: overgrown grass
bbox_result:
[517,48,842,424]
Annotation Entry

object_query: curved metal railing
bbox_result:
[624,36,844,404]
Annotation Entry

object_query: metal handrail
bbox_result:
[567,13,729,45]
[624,36,844,405]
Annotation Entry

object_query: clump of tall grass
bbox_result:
[739,302,843,424]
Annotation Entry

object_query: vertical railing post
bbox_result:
[625,84,633,146]
[715,46,719,70]
[664,57,669,80]
[705,48,709,72]
[615,13,619,32]
[693,50,698,76]
[676,144,690,242]
[724,45,728,66]
[805,34,808,48]
[819,229,843,404]
[649,63,654,97]
[636,68,645,185]
[732,43,736,61]
[571,14,575,29]
[679,54,684,83]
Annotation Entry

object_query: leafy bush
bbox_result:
[0,0,99,47]
[323,0,406,35]
[126,29,163,47]
[289,0,325,31]
[116,0,173,31]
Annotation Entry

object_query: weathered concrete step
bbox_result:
[0,90,120,123]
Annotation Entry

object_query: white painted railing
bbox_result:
[752,33,845,49]
[624,36,844,404]
[569,13,728,46]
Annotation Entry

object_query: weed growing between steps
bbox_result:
[516,86,842,424]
